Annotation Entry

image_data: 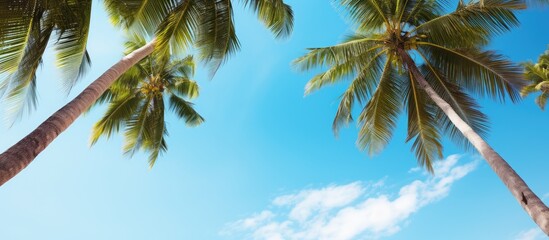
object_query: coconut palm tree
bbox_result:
[0,0,293,186]
[294,0,549,234]
[522,47,549,109]
[90,35,203,167]
[0,0,91,117]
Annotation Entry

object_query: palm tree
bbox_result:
[0,0,293,186]
[294,0,549,234]
[522,47,549,109]
[90,35,203,167]
[0,0,92,117]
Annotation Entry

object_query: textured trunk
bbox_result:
[0,39,156,186]
[401,51,549,235]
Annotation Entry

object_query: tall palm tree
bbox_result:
[0,0,92,117]
[522,47,549,109]
[295,0,549,234]
[90,35,204,167]
[0,0,293,186]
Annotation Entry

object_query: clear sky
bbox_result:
[1,1,549,240]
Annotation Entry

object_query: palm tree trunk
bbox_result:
[0,39,157,186]
[400,50,549,235]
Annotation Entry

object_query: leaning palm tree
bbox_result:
[295,0,549,234]
[521,47,549,109]
[90,35,204,167]
[0,0,293,186]
[0,0,92,117]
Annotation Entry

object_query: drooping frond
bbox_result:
[357,58,403,155]
[300,39,385,95]
[168,94,204,126]
[241,0,294,38]
[90,93,141,145]
[123,95,154,156]
[332,50,387,134]
[418,62,489,150]
[4,15,53,121]
[142,95,166,167]
[417,43,523,102]
[0,0,39,73]
[414,0,525,39]
[171,78,200,99]
[405,71,442,173]
[155,0,200,58]
[195,0,240,76]
[54,0,92,92]
[338,0,393,31]
[293,36,383,73]
[103,0,177,34]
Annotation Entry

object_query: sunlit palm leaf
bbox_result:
[357,58,403,155]
[417,43,523,102]
[196,0,240,76]
[332,50,387,134]
[404,71,442,173]
[90,93,141,145]
[54,0,92,92]
[242,0,294,38]
[123,95,153,155]
[155,0,200,58]
[169,94,204,126]
[104,0,176,34]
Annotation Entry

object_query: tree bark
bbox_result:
[400,50,549,236]
[0,39,156,186]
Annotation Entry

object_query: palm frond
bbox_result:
[142,95,166,167]
[357,58,403,155]
[332,50,387,134]
[123,95,154,156]
[90,93,141,145]
[154,0,200,59]
[419,63,489,150]
[417,42,523,102]
[405,71,442,173]
[241,0,294,38]
[293,36,383,72]
[103,0,176,35]
[0,0,39,73]
[195,0,240,76]
[3,18,53,121]
[54,0,92,92]
[170,78,200,99]
[338,0,393,31]
[168,94,204,126]
[414,0,525,39]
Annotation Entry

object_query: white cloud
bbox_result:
[515,228,545,240]
[222,154,478,240]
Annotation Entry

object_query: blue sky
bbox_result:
[1,1,549,240]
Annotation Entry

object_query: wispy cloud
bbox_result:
[222,155,478,240]
[515,228,545,240]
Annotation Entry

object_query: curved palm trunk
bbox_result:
[0,39,156,186]
[400,51,549,235]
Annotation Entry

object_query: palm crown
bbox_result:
[295,0,525,171]
[91,35,204,167]
[521,47,549,110]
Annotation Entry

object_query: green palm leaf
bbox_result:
[404,71,442,173]
[357,58,403,155]
[242,0,294,38]
[169,94,204,126]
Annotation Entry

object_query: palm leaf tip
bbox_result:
[242,0,294,39]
